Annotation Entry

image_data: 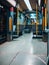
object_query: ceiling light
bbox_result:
[24,0,32,11]
[30,14,36,18]
[7,0,16,7]
[38,0,41,6]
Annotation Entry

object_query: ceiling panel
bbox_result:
[17,0,39,11]
[18,0,28,11]
[17,0,44,11]
[29,0,38,10]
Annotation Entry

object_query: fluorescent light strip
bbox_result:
[38,0,41,6]
[7,0,16,7]
[24,0,32,11]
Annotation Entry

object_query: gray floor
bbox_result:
[0,33,47,65]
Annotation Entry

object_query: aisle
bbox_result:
[0,33,47,65]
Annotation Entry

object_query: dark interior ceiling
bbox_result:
[0,0,45,19]
[0,0,44,11]
[17,0,43,11]
[17,0,28,10]
[0,0,12,8]
[29,0,38,10]
[17,0,44,18]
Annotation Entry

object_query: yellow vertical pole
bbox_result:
[45,0,47,30]
[42,16,45,30]
[42,7,44,31]
[42,0,48,42]
[9,17,12,31]
[17,8,19,35]
[42,6,45,31]
[36,4,38,35]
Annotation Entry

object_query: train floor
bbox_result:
[0,32,47,65]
